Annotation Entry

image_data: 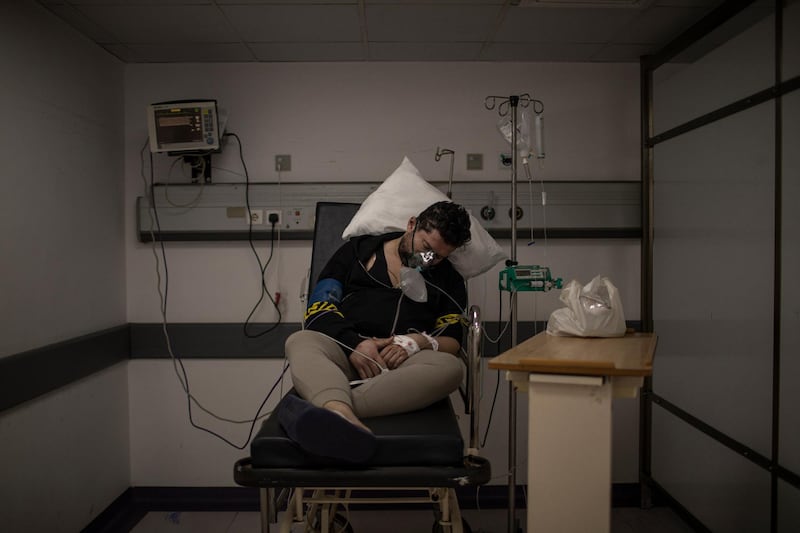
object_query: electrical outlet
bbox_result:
[275,154,291,172]
[249,209,264,225]
[266,210,282,226]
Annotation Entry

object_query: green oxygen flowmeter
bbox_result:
[499,264,563,292]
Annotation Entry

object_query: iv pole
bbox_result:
[484,93,541,533]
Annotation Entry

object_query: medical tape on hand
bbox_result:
[420,332,439,351]
[392,334,420,356]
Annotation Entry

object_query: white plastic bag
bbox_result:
[546,276,626,337]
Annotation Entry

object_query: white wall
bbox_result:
[0,2,128,531]
[0,363,130,532]
[124,61,644,486]
[0,1,126,357]
[128,359,287,485]
[125,61,641,326]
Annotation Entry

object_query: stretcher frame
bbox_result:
[234,306,489,533]
[234,202,491,532]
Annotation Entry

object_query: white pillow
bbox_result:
[342,157,507,279]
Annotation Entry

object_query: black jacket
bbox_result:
[304,232,466,354]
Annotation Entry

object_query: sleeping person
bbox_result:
[278,201,472,463]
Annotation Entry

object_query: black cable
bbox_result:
[481,288,504,448]
[146,144,195,416]
[144,136,287,449]
[222,132,284,338]
[243,221,283,337]
[186,362,289,450]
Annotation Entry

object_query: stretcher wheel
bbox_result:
[432,517,472,533]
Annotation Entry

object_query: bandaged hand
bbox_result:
[379,334,417,369]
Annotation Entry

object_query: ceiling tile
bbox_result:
[216,0,355,3]
[34,0,738,63]
[250,42,366,62]
[497,7,641,43]
[480,41,604,61]
[366,4,502,42]
[367,0,503,3]
[590,42,654,61]
[652,0,721,6]
[368,42,484,61]
[221,4,362,42]
[614,6,713,44]
[100,43,136,63]
[45,4,119,43]
[115,43,256,63]
[76,5,239,43]
[53,0,214,4]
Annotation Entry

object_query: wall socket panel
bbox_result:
[265,210,282,225]
[249,209,263,225]
[275,154,292,172]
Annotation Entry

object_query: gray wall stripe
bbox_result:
[0,325,130,413]
[2,320,641,413]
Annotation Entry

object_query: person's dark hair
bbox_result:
[416,201,471,248]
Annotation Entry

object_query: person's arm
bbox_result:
[399,332,460,355]
[380,268,466,368]
[417,332,460,355]
[429,268,468,355]
[304,241,362,352]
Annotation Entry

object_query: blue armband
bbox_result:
[308,278,343,307]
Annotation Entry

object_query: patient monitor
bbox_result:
[147,100,220,154]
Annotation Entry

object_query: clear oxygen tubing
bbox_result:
[533,110,548,257]
[522,156,549,259]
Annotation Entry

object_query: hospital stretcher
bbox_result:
[234,202,491,533]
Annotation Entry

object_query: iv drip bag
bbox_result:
[534,113,545,159]
[496,105,533,157]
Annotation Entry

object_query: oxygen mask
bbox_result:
[405,250,436,270]
[398,232,436,303]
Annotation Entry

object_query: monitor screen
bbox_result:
[147,100,220,154]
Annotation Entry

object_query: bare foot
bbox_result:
[323,400,372,433]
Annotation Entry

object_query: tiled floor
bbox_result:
[131,506,695,532]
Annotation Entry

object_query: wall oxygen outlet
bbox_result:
[499,153,513,169]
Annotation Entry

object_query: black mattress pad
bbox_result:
[250,391,465,469]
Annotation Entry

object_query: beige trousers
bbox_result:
[285,329,463,418]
